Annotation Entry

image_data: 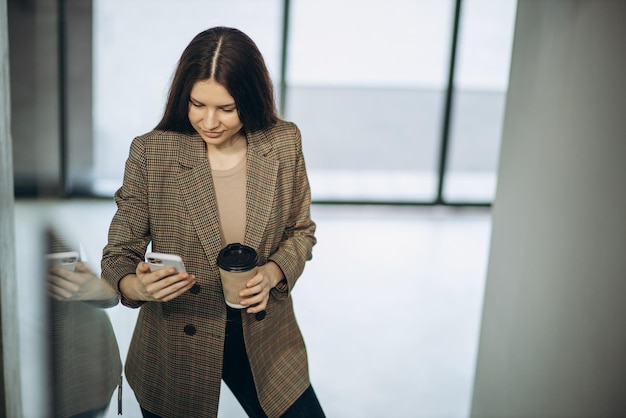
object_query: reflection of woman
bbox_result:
[47,230,122,418]
[102,27,324,417]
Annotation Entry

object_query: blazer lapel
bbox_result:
[177,133,224,263]
[245,129,279,252]
[176,129,279,261]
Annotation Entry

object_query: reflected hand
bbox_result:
[48,262,117,302]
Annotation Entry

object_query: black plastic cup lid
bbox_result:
[217,243,258,272]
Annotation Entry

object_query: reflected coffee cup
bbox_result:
[216,243,258,309]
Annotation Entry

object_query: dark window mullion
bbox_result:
[279,0,291,114]
[435,0,463,205]
[58,0,69,197]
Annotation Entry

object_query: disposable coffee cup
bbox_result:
[216,243,258,309]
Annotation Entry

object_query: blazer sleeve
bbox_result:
[101,134,152,308]
[268,125,316,298]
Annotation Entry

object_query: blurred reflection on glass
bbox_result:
[46,229,123,418]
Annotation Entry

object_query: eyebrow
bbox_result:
[189,97,236,108]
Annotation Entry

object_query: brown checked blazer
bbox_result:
[101,119,316,418]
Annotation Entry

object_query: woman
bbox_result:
[101,27,324,418]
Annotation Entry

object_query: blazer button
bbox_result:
[184,324,196,336]
[255,311,266,321]
[190,284,201,294]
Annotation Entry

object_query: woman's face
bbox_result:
[188,79,244,149]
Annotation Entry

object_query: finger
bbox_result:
[49,266,72,279]
[74,262,90,273]
[48,290,65,301]
[48,275,80,294]
[245,297,268,314]
[240,287,269,307]
[240,284,260,298]
[48,283,73,300]
[153,277,196,302]
[141,267,181,286]
[50,268,85,286]
[246,274,264,288]
[144,265,187,280]
[162,281,197,302]
[146,272,193,294]
[147,273,194,296]
[241,276,271,298]
[136,261,152,274]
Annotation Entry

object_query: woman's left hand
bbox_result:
[239,261,284,314]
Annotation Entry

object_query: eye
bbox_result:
[189,100,203,108]
[221,107,236,113]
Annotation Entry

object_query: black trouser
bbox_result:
[141,308,325,418]
[221,306,325,418]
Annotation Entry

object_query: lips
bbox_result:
[203,131,223,138]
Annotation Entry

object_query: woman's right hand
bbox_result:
[119,261,196,302]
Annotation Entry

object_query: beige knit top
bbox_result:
[211,155,247,245]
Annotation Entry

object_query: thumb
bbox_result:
[136,261,151,274]
[74,262,91,273]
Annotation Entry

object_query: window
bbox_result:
[286,0,455,202]
[92,0,283,195]
[12,0,517,204]
[443,0,517,202]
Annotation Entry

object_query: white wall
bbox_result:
[471,1,626,416]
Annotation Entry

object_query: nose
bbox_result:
[204,109,219,130]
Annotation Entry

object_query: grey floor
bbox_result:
[14,200,491,418]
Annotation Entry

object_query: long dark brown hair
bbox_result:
[155,27,278,133]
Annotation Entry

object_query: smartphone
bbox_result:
[46,251,80,272]
[146,252,186,273]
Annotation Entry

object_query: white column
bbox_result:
[0,0,22,415]
[471,1,626,416]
